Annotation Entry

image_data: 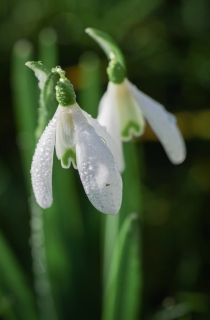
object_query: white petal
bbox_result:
[70,104,122,215]
[82,109,125,173]
[126,79,186,164]
[55,105,76,169]
[97,83,125,172]
[31,109,58,208]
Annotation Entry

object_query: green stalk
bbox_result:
[102,213,141,320]
[102,142,143,320]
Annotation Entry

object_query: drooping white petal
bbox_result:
[55,105,76,169]
[126,79,186,164]
[70,104,122,215]
[82,109,125,172]
[31,109,58,208]
[97,83,125,172]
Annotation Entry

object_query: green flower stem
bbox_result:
[0,230,38,320]
[102,213,141,320]
[103,142,143,319]
[103,214,119,288]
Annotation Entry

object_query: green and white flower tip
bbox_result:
[29,64,122,215]
[86,28,186,168]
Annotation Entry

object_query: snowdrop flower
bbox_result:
[31,67,122,215]
[97,59,186,170]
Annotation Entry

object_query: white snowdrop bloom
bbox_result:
[97,60,186,169]
[31,75,122,215]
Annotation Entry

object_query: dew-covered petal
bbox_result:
[97,83,125,172]
[82,109,124,172]
[55,105,75,169]
[126,79,186,164]
[70,104,122,215]
[31,110,58,208]
[115,81,145,141]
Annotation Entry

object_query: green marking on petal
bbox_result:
[61,148,77,168]
[121,121,142,141]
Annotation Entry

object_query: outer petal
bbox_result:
[97,83,125,172]
[126,79,186,164]
[31,109,58,208]
[70,104,122,215]
[82,110,125,172]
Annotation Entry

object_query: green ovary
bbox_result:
[62,148,77,168]
[121,121,142,140]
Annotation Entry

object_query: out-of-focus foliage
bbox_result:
[1,0,210,319]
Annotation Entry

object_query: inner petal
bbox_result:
[116,82,145,141]
[55,106,76,168]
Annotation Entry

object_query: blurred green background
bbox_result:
[1,0,210,319]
